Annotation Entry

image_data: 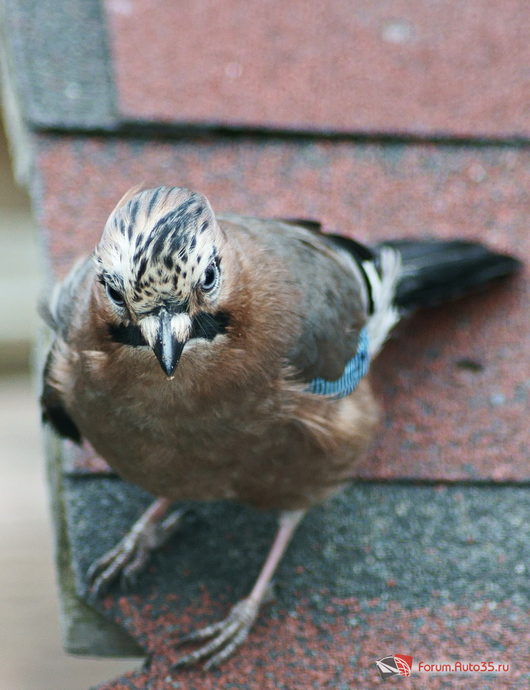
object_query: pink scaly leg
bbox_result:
[172,509,306,670]
[87,497,187,596]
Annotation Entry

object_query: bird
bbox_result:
[40,185,521,670]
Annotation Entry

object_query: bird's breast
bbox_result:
[68,343,378,510]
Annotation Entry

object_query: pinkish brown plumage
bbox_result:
[41,185,521,669]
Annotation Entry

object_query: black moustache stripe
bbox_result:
[190,311,230,340]
[108,322,148,347]
[108,311,230,348]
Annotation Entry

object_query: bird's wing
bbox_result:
[222,215,372,383]
[279,222,375,382]
[275,218,403,365]
[40,255,94,443]
[40,255,94,339]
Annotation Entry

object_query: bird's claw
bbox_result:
[86,508,188,597]
[172,598,259,670]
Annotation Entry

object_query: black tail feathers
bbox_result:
[375,239,522,312]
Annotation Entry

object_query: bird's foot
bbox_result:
[171,597,260,670]
[87,507,187,597]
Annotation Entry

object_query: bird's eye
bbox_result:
[106,283,125,307]
[201,261,219,292]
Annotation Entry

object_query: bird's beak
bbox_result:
[152,310,186,378]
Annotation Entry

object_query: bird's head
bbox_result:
[94,186,227,378]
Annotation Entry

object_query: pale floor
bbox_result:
[0,374,143,690]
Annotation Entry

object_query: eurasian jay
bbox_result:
[40,185,520,668]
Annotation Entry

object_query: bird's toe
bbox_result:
[171,598,259,670]
[86,540,133,597]
[86,507,188,597]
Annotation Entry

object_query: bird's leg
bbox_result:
[87,497,187,596]
[172,508,306,670]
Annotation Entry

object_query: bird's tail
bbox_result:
[353,238,521,358]
[377,239,522,312]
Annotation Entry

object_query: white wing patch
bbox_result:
[363,247,402,358]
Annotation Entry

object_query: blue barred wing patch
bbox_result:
[307,327,370,399]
